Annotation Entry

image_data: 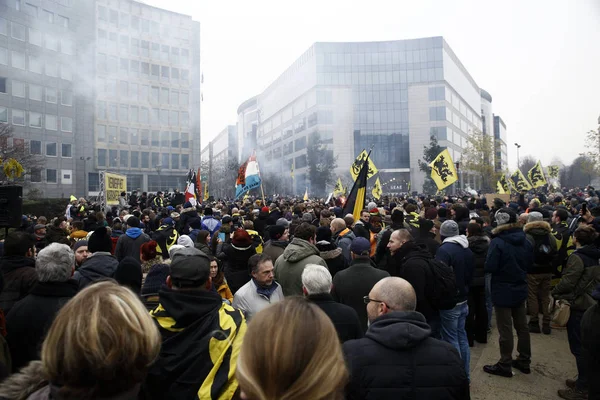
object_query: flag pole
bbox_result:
[253,149,266,205]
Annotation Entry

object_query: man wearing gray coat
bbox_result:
[233,253,283,319]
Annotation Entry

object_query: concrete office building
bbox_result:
[237,37,508,194]
[0,0,201,198]
[200,124,237,199]
[236,95,258,163]
[493,115,508,172]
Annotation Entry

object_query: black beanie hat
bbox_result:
[269,225,286,240]
[316,226,332,243]
[115,256,143,294]
[142,263,170,295]
[88,227,112,253]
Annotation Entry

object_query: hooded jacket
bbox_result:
[316,241,348,278]
[114,228,150,263]
[552,245,600,311]
[0,256,37,316]
[436,235,475,304]
[145,288,246,400]
[200,216,221,237]
[72,252,118,290]
[485,223,533,308]
[252,211,269,239]
[523,221,558,274]
[467,235,489,287]
[219,243,256,295]
[262,240,288,263]
[343,312,470,400]
[274,238,328,296]
[333,228,356,264]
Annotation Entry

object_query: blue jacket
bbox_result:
[436,235,475,304]
[484,223,533,308]
[201,216,221,237]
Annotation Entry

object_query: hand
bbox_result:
[582,209,594,223]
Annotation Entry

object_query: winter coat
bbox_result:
[333,228,356,264]
[436,236,475,304]
[316,241,348,278]
[114,228,150,263]
[0,256,37,316]
[552,245,600,311]
[343,311,470,400]
[180,207,201,234]
[332,257,390,332]
[200,216,222,237]
[232,279,284,318]
[215,282,233,304]
[194,242,212,256]
[72,252,119,290]
[375,223,404,265]
[262,240,288,263]
[523,221,558,274]
[307,293,363,343]
[468,235,489,287]
[219,243,256,295]
[416,232,440,258]
[253,212,269,239]
[44,226,69,245]
[387,242,437,320]
[6,280,78,372]
[484,223,533,308]
[581,285,600,399]
[273,238,328,296]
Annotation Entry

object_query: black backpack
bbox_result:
[427,258,458,310]
[531,234,556,266]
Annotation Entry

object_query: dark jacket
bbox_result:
[219,243,256,295]
[316,241,348,278]
[253,211,269,239]
[343,311,470,400]
[114,229,150,263]
[44,226,69,245]
[262,240,288,263]
[524,221,558,274]
[6,280,78,372]
[468,235,489,287]
[333,228,356,264]
[274,238,327,296]
[436,236,475,304]
[72,252,119,290]
[552,245,600,311]
[194,241,212,256]
[332,257,390,332]
[375,222,404,268]
[307,293,363,343]
[484,223,533,308]
[416,232,440,258]
[581,285,600,399]
[0,256,37,315]
[387,242,437,319]
[179,207,201,234]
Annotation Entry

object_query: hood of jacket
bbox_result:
[366,311,431,350]
[492,223,527,246]
[523,220,552,235]
[334,228,355,241]
[0,361,46,400]
[468,235,490,253]
[78,252,118,281]
[125,227,143,239]
[267,240,289,250]
[442,235,469,249]
[575,244,600,262]
[395,241,432,262]
[0,255,36,274]
[282,238,320,263]
[155,287,223,328]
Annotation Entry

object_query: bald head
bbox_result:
[330,218,346,233]
[371,277,416,312]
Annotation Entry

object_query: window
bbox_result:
[181,154,189,169]
[0,106,6,123]
[0,77,5,93]
[0,48,6,65]
[130,106,138,123]
[171,154,179,169]
[170,90,179,105]
[109,150,117,167]
[170,110,178,126]
[181,69,189,81]
[151,42,160,59]
[119,35,128,53]
[161,153,169,168]
[61,143,72,157]
[61,39,74,55]
[181,48,189,65]
[97,125,106,142]
[130,83,138,101]
[141,40,149,57]
[131,38,139,56]
[30,169,42,183]
[180,91,189,105]
[119,105,128,122]
[109,9,118,27]
[61,117,73,132]
[97,101,106,119]
[60,66,72,81]
[171,131,179,147]
[160,130,169,147]
[119,80,128,97]
[130,128,139,145]
[12,109,25,125]
[119,12,128,29]
[161,66,169,79]
[160,109,168,125]
[46,88,57,103]
[151,86,159,103]
[141,62,149,75]
[161,45,169,61]
[108,104,117,121]
[151,130,159,146]
[29,112,42,128]
[141,130,149,146]
[119,127,128,144]
[98,5,107,21]
[151,152,158,166]
[97,149,107,167]
[141,152,149,168]
[46,169,57,183]
[0,18,6,36]
[171,47,179,63]
[429,106,446,121]
[428,86,445,101]
[131,15,140,31]
[61,90,72,106]
[181,132,189,148]
[181,112,189,127]
[46,142,57,156]
[29,84,42,101]
[11,51,25,70]
[171,67,179,80]
[120,150,128,168]
[108,56,117,73]
[57,15,69,28]
[140,107,149,122]
[30,140,41,155]
[45,114,57,130]
[141,19,149,33]
[28,28,42,46]
[130,60,139,75]
[11,22,25,41]
[45,35,58,51]
[108,126,117,143]
[131,151,139,168]
[151,64,160,78]
[12,80,25,98]
[45,63,58,77]
[43,9,54,23]
[61,170,72,185]
[161,87,169,104]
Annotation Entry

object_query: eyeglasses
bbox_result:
[363,296,384,305]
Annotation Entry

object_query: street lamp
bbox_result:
[80,156,91,196]
[514,143,521,170]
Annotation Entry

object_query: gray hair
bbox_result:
[301,264,332,295]
[36,243,74,283]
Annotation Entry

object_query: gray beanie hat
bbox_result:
[527,211,543,223]
[440,220,459,238]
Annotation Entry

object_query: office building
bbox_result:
[237,37,507,194]
[200,125,237,199]
[493,115,508,172]
[0,0,201,198]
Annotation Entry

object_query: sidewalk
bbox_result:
[470,327,577,399]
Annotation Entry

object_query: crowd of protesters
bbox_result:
[0,186,597,399]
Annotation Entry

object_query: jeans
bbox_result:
[440,301,470,379]
[567,309,588,391]
[485,273,493,329]
[495,302,531,370]
[526,273,552,323]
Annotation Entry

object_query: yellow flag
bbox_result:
[496,181,505,194]
[203,182,209,201]
[510,170,532,192]
[350,150,378,181]
[334,178,344,196]
[498,174,510,194]
[547,165,560,179]
[303,188,309,201]
[69,195,77,202]
[372,177,382,200]
[429,149,458,190]
[527,161,547,188]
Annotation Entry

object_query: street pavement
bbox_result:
[470,325,577,399]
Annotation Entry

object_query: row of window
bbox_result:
[430,85,481,127]
[0,19,74,55]
[97,54,190,82]
[30,169,72,184]
[96,104,189,127]
[0,108,72,132]
[96,125,190,148]
[0,78,72,106]
[0,48,73,80]
[97,83,189,107]
[97,30,190,66]
[97,149,190,170]
[29,140,72,157]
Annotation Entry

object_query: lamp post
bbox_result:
[514,143,521,171]
[80,156,91,196]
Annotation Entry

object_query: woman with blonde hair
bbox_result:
[0,281,161,399]
[236,297,348,400]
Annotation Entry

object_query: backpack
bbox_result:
[427,258,458,310]
[531,234,556,266]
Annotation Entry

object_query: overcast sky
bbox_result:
[147,0,600,169]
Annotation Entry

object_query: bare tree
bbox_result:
[519,155,537,176]
[0,123,44,185]
[460,129,498,192]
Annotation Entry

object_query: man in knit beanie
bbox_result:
[73,227,118,289]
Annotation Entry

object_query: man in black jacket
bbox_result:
[0,232,37,315]
[6,243,78,372]
[374,209,404,270]
[302,264,362,343]
[115,216,151,263]
[343,277,470,400]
